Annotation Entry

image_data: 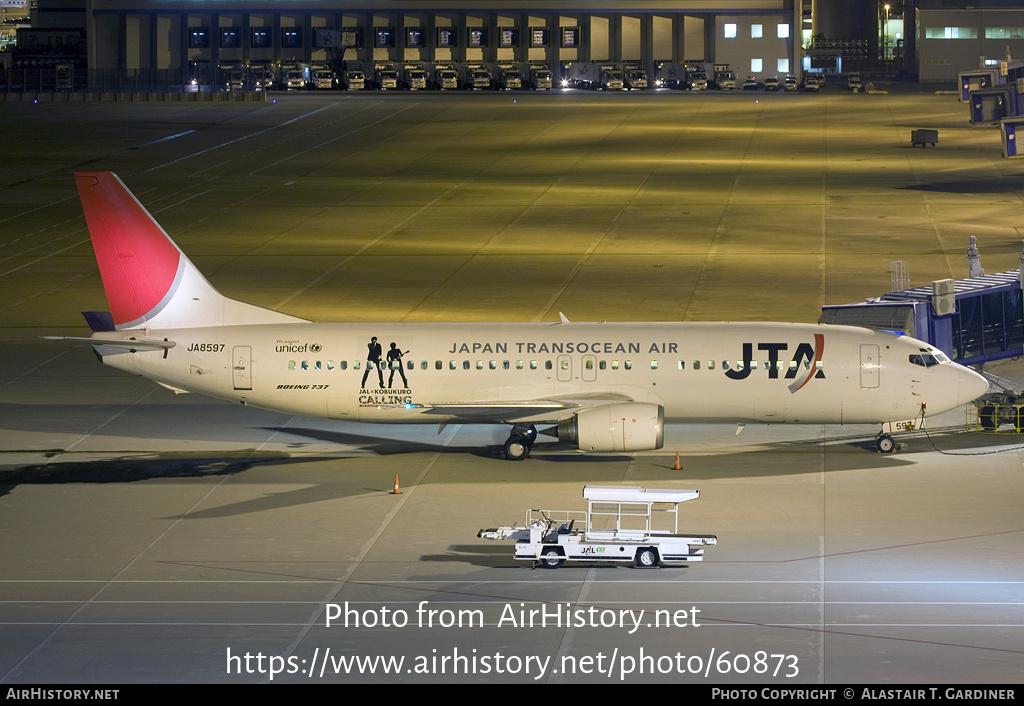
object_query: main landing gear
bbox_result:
[503,425,538,460]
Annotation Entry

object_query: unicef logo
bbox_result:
[310,343,321,353]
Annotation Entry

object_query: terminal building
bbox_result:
[38,0,802,80]
[19,0,1024,84]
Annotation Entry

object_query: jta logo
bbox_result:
[725,334,825,394]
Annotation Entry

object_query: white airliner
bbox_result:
[49,172,990,459]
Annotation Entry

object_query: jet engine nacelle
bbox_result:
[557,403,665,453]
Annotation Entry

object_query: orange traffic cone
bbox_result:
[673,453,682,471]
[391,474,402,494]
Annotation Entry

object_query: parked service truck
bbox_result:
[343,68,365,90]
[528,64,553,90]
[281,62,307,90]
[563,62,622,90]
[496,64,523,90]
[713,64,736,89]
[433,63,460,90]
[479,485,717,569]
[374,63,399,90]
[311,63,335,89]
[465,65,492,89]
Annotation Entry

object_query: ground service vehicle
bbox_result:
[250,64,275,90]
[713,64,736,89]
[655,62,687,89]
[497,66,523,90]
[784,75,799,91]
[764,76,780,91]
[312,64,334,89]
[343,70,365,90]
[623,66,648,90]
[478,486,717,568]
[375,64,399,90]
[529,65,553,89]
[406,67,428,90]
[685,63,709,90]
[434,65,459,90]
[601,66,625,90]
[281,63,306,89]
[467,66,492,89]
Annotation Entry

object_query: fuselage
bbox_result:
[95,321,987,427]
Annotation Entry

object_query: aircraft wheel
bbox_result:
[503,435,530,461]
[980,406,997,431]
[635,547,660,568]
[876,434,895,453]
[540,548,564,569]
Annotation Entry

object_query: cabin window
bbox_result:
[435,360,442,370]
[678,360,685,370]
[599,360,607,370]
[327,361,334,371]
[288,361,296,370]
[301,361,309,370]
[503,360,510,370]
[315,361,321,371]
[650,360,658,369]
[545,360,553,370]
[476,360,484,370]
[624,360,632,370]
[516,360,524,370]
[353,361,360,369]
[560,359,569,370]
[584,359,594,370]
[530,360,538,370]
[463,361,470,370]
[693,360,700,370]
[420,361,427,370]
[707,361,715,370]
[450,360,457,370]
[611,360,619,370]
[340,361,347,370]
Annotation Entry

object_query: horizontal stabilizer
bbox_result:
[82,311,115,333]
[42,336,176,352]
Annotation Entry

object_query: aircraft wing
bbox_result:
[416,391,638,423]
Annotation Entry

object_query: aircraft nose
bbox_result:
[958,366,990,405]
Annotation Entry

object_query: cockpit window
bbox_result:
[909,354,940,367]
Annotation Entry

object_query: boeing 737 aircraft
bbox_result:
[48,172,990,459]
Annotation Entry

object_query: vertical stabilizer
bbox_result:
[75,172,305,330]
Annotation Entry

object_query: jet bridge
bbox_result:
[819,240,1024,367]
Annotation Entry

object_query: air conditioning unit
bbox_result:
[931,279,956,316]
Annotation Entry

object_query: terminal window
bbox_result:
[724,24,737,39]
[985,28,1024,39]
[924,27,977,39]
[777,24,790,39]
[751,24,763,39]
[751,59,763,73]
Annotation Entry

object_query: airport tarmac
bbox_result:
[1,89,1022,684]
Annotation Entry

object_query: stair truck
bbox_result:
[478,485,717,568]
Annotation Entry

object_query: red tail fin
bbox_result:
[75,172,306,330]
[75,172,184,329]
